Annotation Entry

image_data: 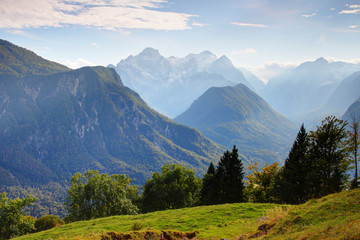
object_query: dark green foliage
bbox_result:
[216,146,245,203]
[0,183,67,218]
[34,215,64,232]
[0,192,38,239]
[200,162,218,205]
[308,116,350,197]
[200,147,245,205]
[65,170,139,221]
[272,117,351,204]
[275,124,311,204]
[142,164,201,212]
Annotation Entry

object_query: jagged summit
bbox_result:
[138,47,162,58]
[0,40,223,186]
[111,48,257,117]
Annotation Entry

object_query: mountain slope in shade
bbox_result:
[175,84,297,164]
[321,71,360,115]
[111,48,259,117]
[342,97,360,123]
[261,57,360,118]
[0,41,223,186]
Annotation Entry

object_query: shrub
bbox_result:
[34,215,64,232]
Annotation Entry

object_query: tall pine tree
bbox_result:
[277,124,310,204]
[216,146,245,203]
[200,162,218,205]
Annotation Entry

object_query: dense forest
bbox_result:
[1,115,359,240]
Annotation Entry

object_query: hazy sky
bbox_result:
[1,0,360,80]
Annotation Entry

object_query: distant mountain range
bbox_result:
[109,48,264,117]
[321,71,360,116]
[261,58,360,119]
[0,40,223,187]
[175,83,297,163]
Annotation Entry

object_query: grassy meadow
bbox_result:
[14,188,360,240]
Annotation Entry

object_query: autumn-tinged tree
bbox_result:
[244,162,280,203]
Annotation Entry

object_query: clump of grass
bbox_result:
[131,222,143,231]
[262,206,290,223]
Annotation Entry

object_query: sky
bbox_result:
[1,0,360,81]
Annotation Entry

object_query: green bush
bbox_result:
[34,215,64,232]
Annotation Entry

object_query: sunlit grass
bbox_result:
[15,202,280,240]
[15,189,360,240]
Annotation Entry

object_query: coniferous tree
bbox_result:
[308,116,350,197]
[216,146,245,203]
[200,162,218,205]
[277,124,310,204]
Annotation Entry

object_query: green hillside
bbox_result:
[175,84,297,164]
[0,40,224,188]
[0,39,69,76]
[14,189,360,240]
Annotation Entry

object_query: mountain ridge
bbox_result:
[110,48,264,117]
[175,83,297,163]
[0,40,223,186]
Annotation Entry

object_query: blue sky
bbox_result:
[1,0,360,81]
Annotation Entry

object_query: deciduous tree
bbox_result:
[142,164,201,212]
[0,192,37,240]
[65,170,138,221]
[308,116,350,197]
[244,162,280,203]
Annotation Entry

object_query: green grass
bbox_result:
[15,189,360,240]
[254,188,360,240]
[15,202,281,240]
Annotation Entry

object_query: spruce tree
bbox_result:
[200,162,218,205]
[277,124,310,204]
[216,146,245,203]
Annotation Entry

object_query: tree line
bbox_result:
[1,115,358,239]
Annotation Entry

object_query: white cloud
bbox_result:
[0,0,196,31]
[231,22,268,28]
[348,25,359,29]
[232,49,257,55]
[330,8,335,11]
[247,61,298,83]
[339,4,360,14]
[324,57,360,64]
[63,58,96,69]
[91,42,97,47]
[302,13,317,18]
[192,22,207,27]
